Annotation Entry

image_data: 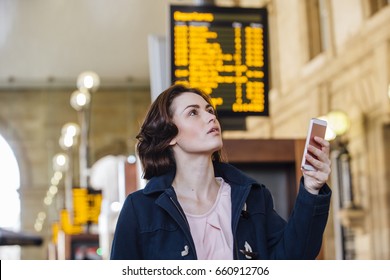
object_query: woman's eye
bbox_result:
[208,108,215,115]
[189,109,197,116]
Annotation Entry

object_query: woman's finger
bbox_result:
[307,145,330,167]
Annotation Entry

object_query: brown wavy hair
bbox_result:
[136,84,223,180]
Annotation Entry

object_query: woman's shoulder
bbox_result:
[120,188,165,219]
[213,162,260,187]
[125,187,160,200]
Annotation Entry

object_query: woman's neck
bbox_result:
[172,155,218,199]
[172,156,221,215]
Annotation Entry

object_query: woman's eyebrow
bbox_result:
[182,103,212,113]
[182,104,200,113]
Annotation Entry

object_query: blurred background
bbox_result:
[0,0,389,260]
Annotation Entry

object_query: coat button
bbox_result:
[181,245,189,257]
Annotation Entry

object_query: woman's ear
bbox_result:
[169,137,177,146]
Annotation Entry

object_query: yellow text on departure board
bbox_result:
[171,8,268,115]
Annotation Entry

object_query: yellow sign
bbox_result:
[60,209,83,235]
[170,5,269,117]
[57,188,102,235]
[73,188,102,225]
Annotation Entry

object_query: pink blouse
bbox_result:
[185,177,233,260]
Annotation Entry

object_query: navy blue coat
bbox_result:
[110,162,331,260]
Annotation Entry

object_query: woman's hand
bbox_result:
[301,136,331,195]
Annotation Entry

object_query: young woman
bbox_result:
[110,84,332,260]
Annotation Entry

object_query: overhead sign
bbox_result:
[170,5,269,117]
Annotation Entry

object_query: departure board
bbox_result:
[170,5,269,117]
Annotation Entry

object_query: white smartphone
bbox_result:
[301,118,327,171]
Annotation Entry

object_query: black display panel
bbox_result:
[170,5,269,117]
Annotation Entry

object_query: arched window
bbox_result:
[306,0,331,59]
[0,134,21,259]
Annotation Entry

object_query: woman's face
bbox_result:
[169,91,222,157]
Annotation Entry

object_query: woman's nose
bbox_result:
[207,112,216,123]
